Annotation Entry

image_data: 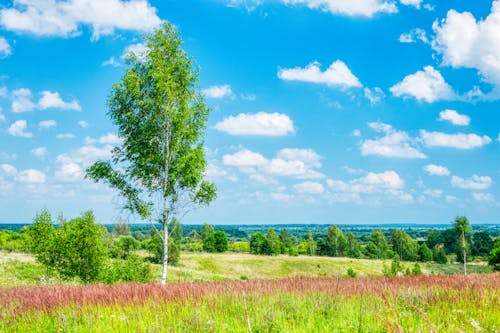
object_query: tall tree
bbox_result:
[453,216,471,275]
[86,23,216,284]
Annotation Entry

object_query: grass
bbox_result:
[1,274,498,332]
[0,250,492,286]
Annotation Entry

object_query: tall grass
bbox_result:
[1,274,498,332]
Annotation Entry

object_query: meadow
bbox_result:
[0,274,498,332]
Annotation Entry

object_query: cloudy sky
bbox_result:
[0,0,499,224]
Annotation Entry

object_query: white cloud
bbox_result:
[419,130,491,149]
[278,60,362,88]
[390,66,456,102]
[249,173,277,185]
[8,120,33,138]
[215,112,295,136]
[281,0,398,17]
[223,147,324,180]
[56,133,76,139]
[38,120,57,129]
[423,164,450,176]
[78,120,88,128]
[361,121,426,159]
[326,170,410,203]
[0,163,17,176]
[294,181,324,194]
[438,109,470,126]
[11,88,35,112]
[451,175,492,190]
[352,129,361,137]
[0,36,12,58]
[122,43,148,61]
[15,169,46,184]
[271,192,294,202]
[0,0,161,40]
[0,152,16,160]
[202,85,233,99]
[0,111,5,122]
[86,132,122,145]
[472,192,495,203]
[222,149,268,167]
[276,148,322,168]
[364,87,385,104]
[31,147,48,158]
[55,162,83,182]
[38,91,81,111]
[399,0,422,9]
[399,28,428,43]
[102,56,120,67]
[432,1,500,88]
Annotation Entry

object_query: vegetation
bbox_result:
[1,275,498,332]
[86,22,216,284]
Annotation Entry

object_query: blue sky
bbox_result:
[0,0,499,224]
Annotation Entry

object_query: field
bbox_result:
[1,274,498,332]
[0,250,492,286]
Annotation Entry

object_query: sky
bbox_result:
[0,0,499,225]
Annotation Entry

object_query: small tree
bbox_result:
[488,238,500,271]
[112,236,140,259]
[266,228,282,255]
[86,23,216,284]
[213,231,228,253]
[418,243,433,262]
[326,225,347,257]
[453,216,471,275]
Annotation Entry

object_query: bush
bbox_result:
[99,255,152,283]
[146,233,180,266]
[346,267,357,278]
[111,236,140,259]
[228,241,250,253]
[214,231,228,253]
[412,263,422,275]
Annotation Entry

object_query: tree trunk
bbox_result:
[463,249,467,275]
[161,222,169,284]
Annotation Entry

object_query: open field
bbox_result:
[0,274,498,332]
[0,250,492,286]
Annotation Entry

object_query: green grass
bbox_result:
[0,250,493,286]
[1,278,498,332]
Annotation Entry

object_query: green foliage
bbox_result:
[425,229,440,249]
[85,22,216,283]
[112,223,130,237]
[146,233,180,266]
[111,236,140,259]
[346,267,357,278]
[453,216,471,263]
[390,229,419,261]
[418,243,433,262]
[471,231,493,257]
[326,226,347,257]
[488,238,500,271]
[433,245,448,264]
[364,230,389,259]
[201,224,215,242]
[213,231,228,253]
[305,231,317,256]
[228,241,250,253]
[346,233,362,258]
[383,257,403,276]
[169,219,183,244]
[26,210,108,283]
[189,229,201,242]
[266,228,282,255]
[412,263,422,275]
[99,255,152,283]
[203,234,216,253]
[279,228,293,250]
[250,232,270,255]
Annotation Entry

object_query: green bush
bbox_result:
[346,267,357,278]
[99,255,152,283]
[228,241,250,253]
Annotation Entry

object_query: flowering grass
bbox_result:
[1,274,498,332]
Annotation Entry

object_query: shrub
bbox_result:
[99,255,152,283]
[412,263,422,275]
[228,241,250,253]
[346,267,357,278]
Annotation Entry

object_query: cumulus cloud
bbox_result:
[215,112,295,136]
[278,60,362,88]
[38,120,57,129]
[0,163,17,176]
[360,121,426,159]
[364,87,385,104]
[399,0,422,9]
[432,1,500,89]
[121,43,148,61]
[202,85,233,99]
[8,120,33,138]
[281,0,398,17]
[399,28,428,43]
[390,66,456,102]
[419,130,491,149]
[222,147,324,180]
[56,133,76,139]
[0,0,161,40]
[0,36,11,58]
[326,170,412,203]
[78,120,89,128]
[55,143,114,182]
[451,175,492,190]
[31,147,48,158]
[38,91,81,111]
[472,192,495,203]
[294,181,324,194]
[85,132,122,145]
[55,162,83,182]
[15,169,46,184]
[11,88,35,112]
[438,109,470,126]
[423,164,450,176]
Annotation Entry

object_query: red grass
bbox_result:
[1,274,498,316]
